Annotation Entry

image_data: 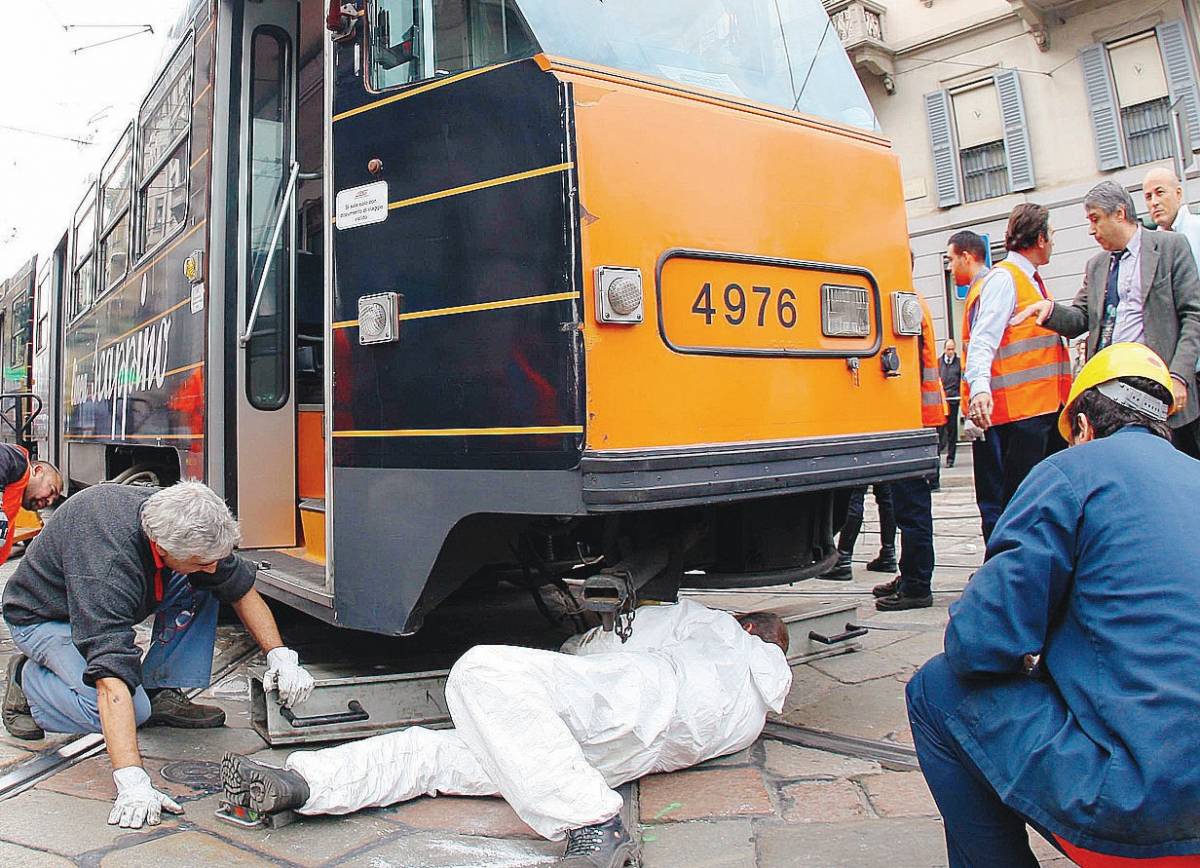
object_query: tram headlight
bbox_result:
[595,267,644,324]
[821,285,870,337]
[358,292,402,345]
[891,292,923,336]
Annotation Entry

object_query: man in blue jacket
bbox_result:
[906,342,1200,866]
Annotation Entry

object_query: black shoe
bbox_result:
[865,548,897,573]
[3,655,44,740]
[946,457,955,468]
[871,577,900,598]
[561,814,638,868]
[818,552,853,581]
[222,752,310,815]
[146,688,226,728]
[875,591,934,611]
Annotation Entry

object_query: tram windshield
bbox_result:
[367,0,877,131]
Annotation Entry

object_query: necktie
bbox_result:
[1096,250,1125,351]
[1033,271,1050,300]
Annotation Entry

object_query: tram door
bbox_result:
[234,0,299,547]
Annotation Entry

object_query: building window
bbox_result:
[1081,22,1200,172]
[925,70,1034,209]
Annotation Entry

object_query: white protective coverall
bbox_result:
[284,599,792,840]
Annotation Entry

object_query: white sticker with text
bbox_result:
[335,181,389,230]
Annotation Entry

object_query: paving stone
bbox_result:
[883,632,948,670]
[810,648,915,685]
[639,767,774,824]
[382,795,538,839]
[640,819,756,868]
[136,722,266,760]
[1029,827,1068,863]
[37,755,211,803]
[780,780,870,823]
[763,742,881,781]
[0,839,74,867]
[695,745,756,769]
[780,663,842,715]
[0,788,174,855]
[862,772,938,818]
[0,740,32,769]
[756,817,949,867]
[340,831,561,867]
[186,792,404,867]
[780,675,912,742]
[99,830,270,866]
[887,725,915,747]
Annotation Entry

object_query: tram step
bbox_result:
[251,663,451,747]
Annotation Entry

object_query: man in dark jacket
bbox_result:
[907,343,1200,865]
[1,481,314,830]
[938,339,962,466]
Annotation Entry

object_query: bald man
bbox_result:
[1144,166,1200,267]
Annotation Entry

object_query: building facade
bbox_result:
[830,0,1200,339]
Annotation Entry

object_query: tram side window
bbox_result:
[137,40,193,256]
[432,0,535,75]
[99,129,133,293]
[70,196,96,321]
[367,0,536,88]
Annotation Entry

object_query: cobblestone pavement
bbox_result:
[0,455,1071,866]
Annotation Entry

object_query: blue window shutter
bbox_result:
[1156,20,1200,146]
[925,90,962,208]
[993,69,1035,192]
[1079,43,1126,171]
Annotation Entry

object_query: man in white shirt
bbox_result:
[1144,166,1200,268]
[958,208,1071,541]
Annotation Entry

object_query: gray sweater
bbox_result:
[1,484,255,691]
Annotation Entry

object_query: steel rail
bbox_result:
[761,720,921,772]
[0,640,261,801]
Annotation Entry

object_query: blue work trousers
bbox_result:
[906,655,1063,868]
[891,476,934,596]
[6,572,219,734]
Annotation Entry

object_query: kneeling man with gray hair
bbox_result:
[221,600,792,868]
[1,481,313,829]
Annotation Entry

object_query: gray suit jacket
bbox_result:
[1044,227,1200,428]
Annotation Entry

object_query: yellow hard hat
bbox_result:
[1058,342,1175,441]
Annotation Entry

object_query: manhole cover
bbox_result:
[160,760,222,789]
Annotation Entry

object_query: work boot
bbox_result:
[3,655,44,741]
[818,551,853,581]
[875,591,933,611]
[871,576,900,598]
[221,753,310,814]
[560,814,638,868]
[865,546,897,573]
[146,688,226,728]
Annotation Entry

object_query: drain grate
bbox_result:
[159,760,223,790]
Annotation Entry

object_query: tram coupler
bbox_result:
[216,801,296,830]
[582,570,634,633]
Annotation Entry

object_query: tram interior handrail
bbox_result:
[0,391,44,444]
[240,160,301,348]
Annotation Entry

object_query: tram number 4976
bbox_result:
[691,282,798,328]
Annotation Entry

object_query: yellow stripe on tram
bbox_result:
[332,290,578,331]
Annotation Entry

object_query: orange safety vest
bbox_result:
[0,445,31,563]
[918,296,948,428]
[961,262,1071,426]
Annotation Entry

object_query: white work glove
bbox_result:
[263,647,315,708]
[108,766,183,828]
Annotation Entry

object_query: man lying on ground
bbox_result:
[221,598,792,868]
[1,481,314,829]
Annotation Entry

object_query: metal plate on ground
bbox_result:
[772,600,864,663]
[251,664,451,746]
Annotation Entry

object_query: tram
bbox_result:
[16,0,936,636]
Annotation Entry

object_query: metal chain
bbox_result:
[615,572,637,643]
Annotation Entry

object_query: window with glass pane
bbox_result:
[432,0,535,75]
[71,202,96,320]
[246,28,292,411]
[140,144,189,252]
[34,270,49,354]
[99,130,133,291]
[10,294,30,381]
[369,0,423,89]
[1109,33,1173,167]
[138,40,192,254]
